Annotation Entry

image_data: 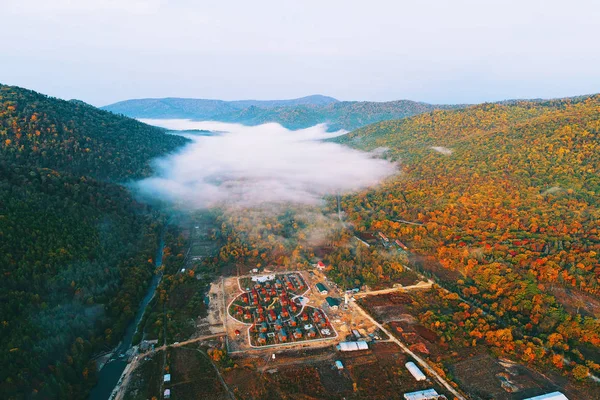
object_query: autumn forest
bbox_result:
[1,83,599,399]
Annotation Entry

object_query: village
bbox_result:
[227,272,337,346]
[117,223,573,400]
[206,256,463,400]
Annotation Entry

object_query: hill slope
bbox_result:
[0,84,188,399]
[103,96,462,131]
[334,96,600,387]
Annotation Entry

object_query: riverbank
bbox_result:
[88,235,166,400]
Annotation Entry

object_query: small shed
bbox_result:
[164,389,171,399]
[405,361,427,381]
[335,360,344,370]
[163,373,171,383]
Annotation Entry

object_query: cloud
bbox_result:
[6,0,162,15]
[430,146,453,155]
[134,120,397,209]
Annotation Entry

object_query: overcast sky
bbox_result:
[1,0,599,106]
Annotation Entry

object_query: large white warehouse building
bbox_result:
[336,341,369,351]
[524,392,568,400]
[405,361,427,381]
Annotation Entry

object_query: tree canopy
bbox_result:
[0,84,188,399]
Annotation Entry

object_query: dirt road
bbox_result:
[112,333,226,400]
[354,281,433,298]
[353,302,466,400]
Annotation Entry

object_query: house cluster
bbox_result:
[231,273,333,346]
[252,307,331,345]
[376,231,409,252]
[234,292,300,324]
[235,274,306,317]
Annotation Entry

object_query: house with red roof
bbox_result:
[315,261,326,270]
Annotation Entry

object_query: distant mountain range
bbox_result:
[102,95,337,119]
[102,95,463,131]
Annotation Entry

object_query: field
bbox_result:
[121,345,231,400]
[222,342,451,400]
[166,346,230,400]
[122,352,163,400]
[360,290,599,400]
[449,354,567,400]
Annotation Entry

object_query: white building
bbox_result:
[316,282,328,295]
[163,373,171,383]
[405,361,427,381]
[403,389,440,400]
[524,392,568,400]
[335,360,344,370]
[315,260,326,270]
[336,341,369,352]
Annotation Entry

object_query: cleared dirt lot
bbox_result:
[222,342,449,400]
[168,346,231,400]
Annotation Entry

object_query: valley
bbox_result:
[4,2,600,399]
[1,85,598,400]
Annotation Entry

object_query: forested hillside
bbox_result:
[0,84,188,399]
[334,96,600,384]
[103,97,462,131]
[216,100,462,131]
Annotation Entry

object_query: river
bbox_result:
[88,236,165,400]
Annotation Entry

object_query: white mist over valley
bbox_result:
[134,120,397,209]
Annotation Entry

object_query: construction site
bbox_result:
[221,269,392,353]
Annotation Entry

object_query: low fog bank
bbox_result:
[430,146,453,155]
[135,120,397,209]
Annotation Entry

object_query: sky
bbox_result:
[134,120,396,208]
[1,0,600,106]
